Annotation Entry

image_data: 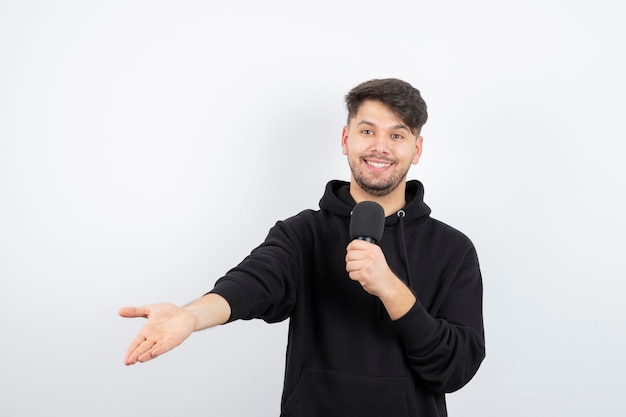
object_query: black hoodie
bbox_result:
[211,180,485,417]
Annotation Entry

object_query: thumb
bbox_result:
[118,306,148,318]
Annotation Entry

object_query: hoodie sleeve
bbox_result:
[391,245,485,393]
[209,220,300,323]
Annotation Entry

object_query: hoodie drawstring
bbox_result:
[396,210,413,288]
[376,210,412,321]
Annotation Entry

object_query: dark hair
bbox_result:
[345,78,428,134]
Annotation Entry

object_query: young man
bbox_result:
[120,78,485,416]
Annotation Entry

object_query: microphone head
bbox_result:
[349,201,385,243]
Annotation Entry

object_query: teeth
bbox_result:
[367,161,390,169]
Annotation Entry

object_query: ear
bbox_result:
[412,136,423,165]
[341,126,349,155]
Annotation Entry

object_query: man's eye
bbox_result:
[361,129,373,135]
[392,133,404,140]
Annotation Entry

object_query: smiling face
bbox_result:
[342,100,423,200]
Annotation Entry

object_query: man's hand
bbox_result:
[345,239,416,320]
[119,303,197,365]
[119,294,231,365]
[345,239,396,297]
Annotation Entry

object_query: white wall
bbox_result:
[1,1,624,416]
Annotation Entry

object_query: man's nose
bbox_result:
[372,134,388,153]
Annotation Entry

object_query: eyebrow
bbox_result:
[356,120,410,131]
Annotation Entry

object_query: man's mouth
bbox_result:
[365,159,392,169]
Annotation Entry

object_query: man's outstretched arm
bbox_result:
[119,293,231,365]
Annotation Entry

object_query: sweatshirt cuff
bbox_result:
[391,299,438,348]
[208,279,253,323]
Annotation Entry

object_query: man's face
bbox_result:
[342,100,422,197]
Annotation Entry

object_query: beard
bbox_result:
[349,156,411,197]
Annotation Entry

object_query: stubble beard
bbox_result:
[349,157,410,197]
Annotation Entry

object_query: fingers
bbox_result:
[120,306,152,365]
[346,239,371,251]
[345,241,391,296]
[345,242,374,274]
[345,249,363,277]
[345,258,365,275]
[125,333,181,365]
[124,333,163,365]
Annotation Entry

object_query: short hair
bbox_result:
[345,78,428,134]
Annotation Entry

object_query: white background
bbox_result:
[1,1,625,416]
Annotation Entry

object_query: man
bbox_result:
[120,78,485,416]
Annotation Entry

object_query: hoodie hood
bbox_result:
[319,179,433,309]
[319,180,432,225]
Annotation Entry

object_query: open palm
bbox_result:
[119,303,197,365]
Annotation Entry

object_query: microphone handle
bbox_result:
[356,236,377,244]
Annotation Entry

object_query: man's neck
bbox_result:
[349,182,407,217]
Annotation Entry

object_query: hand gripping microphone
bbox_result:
[349,201,385,244]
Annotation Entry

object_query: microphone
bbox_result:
[349,201,385,244]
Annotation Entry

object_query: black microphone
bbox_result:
[349,201,385,244]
